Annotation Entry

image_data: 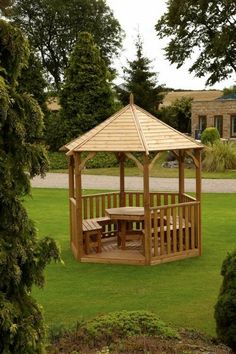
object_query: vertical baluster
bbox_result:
[185,205,189,250]
[101,194,105,217]
[166,208,171,254]
[83,197,87,219]
[153,210,158,256]
[191,205,195,249]
[160,208,165,255]
[96,196,99,218]
[179,206,183,252]
[172,207,177,253]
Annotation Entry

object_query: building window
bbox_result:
[231,115,236,137]
[198,116,207,131]
[214,115,223,137]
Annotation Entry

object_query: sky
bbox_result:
[106,0,235,90]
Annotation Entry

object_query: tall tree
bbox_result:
[156,0,236,85]
[8,0,123,90]
[60,31,116,143]
[0,20,60,353]
[120,35,164,115]
[18,50,48,112]
[157,96,193,133]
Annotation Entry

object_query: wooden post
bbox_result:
[178,150,185,202]
[195,149,202,255]
[74,152,83,260]
[68,155,75,245]
[119,153,125,207]
[143,153,151,265]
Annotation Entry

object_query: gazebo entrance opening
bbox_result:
[63,97,203,266]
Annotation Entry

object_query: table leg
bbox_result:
[120,220,126,250]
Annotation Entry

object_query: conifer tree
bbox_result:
[18,50,48,112]
[0,20,60,353]
[60,31,116,142]
[119,35,164,115]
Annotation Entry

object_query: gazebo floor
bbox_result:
[81,237,146,265]
[80,236,199,266]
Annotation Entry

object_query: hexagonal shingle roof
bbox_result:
[62,99,202,154]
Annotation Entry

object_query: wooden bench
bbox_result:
[82,219,102,254]
[90,216,118,238]
[142,217,192,249]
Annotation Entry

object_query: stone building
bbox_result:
[191,94,236,140]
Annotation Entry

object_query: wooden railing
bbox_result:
[82,192,120,219]
[70,191,200,262]
[150,199,200,260]
[81,191,180,218]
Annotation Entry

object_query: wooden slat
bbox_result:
[89,196,94,219]
[96,196,100,218]
[160,208,165,255]
[153,210,158,257]
[172,207,177,253]
[102,195,105,217]
[191,205,195,249]
[185,206,189,250]
[179,207,183,252]
[107,194,111,208]
[166,208,171,254]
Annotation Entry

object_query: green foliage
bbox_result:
[60,32,116,143]
[83,311,179,345]
[157,96,192,133]
[156,0,236,85]
[0,20,61,353]
[18,51,48,113]
[44,112,67,151]
[119,34,164,114]
[9,0,123,89]
[0,19,29,87]
[47,152,137,170]
[215,250,236,351]
[202,141,236,172]
[223,85,236,96]
[201,127,220,145]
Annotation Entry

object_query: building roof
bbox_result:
[63,98,202,154]
[161,90,223,107]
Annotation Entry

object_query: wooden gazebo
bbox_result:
[62,96,203,265]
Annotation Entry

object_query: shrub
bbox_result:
[202,141,236,172]
[215,250,236,351]
[201,127,220,145]
[48,152,140,170]
[83,311,179,346]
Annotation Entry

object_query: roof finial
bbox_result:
[129,93,134,105]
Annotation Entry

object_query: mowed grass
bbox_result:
[25,189,236,336]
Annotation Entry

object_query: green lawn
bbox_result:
[25,189,236,336]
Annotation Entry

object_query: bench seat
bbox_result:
[82,219,102,254]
